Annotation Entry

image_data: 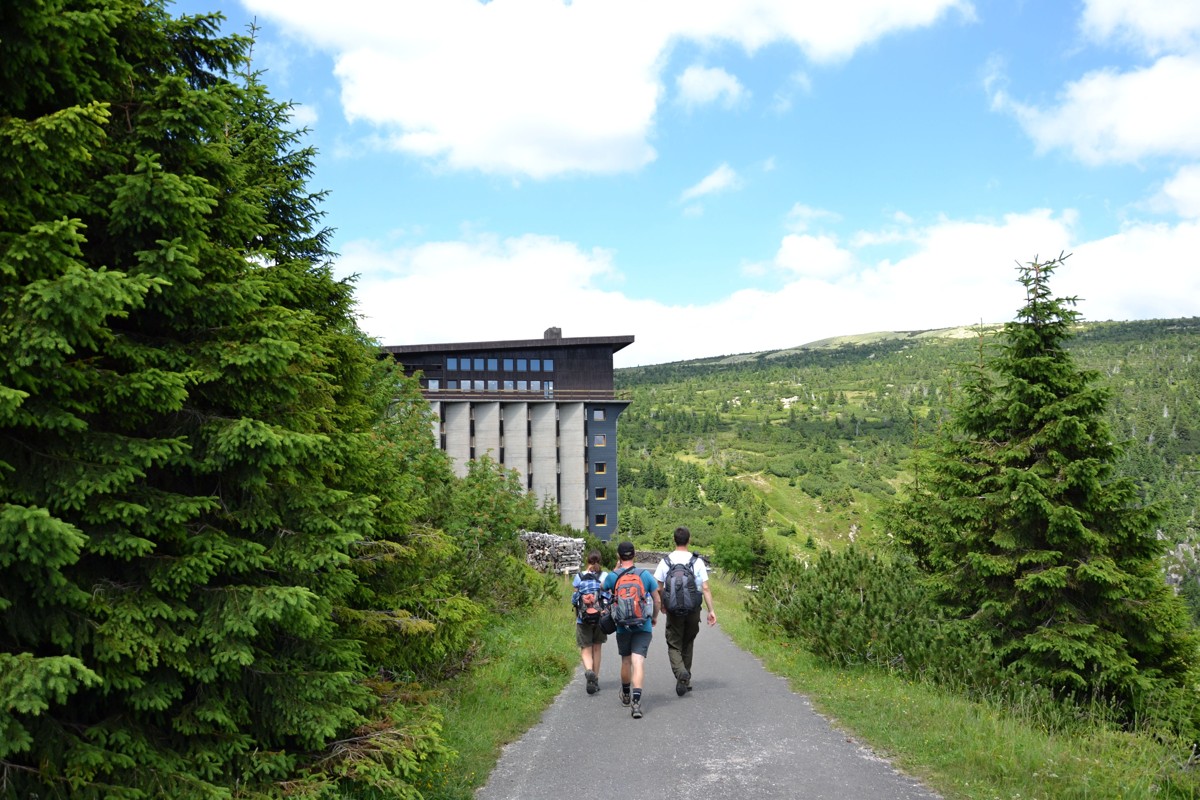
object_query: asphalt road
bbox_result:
[477,596,943,800]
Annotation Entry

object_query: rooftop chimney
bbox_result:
[544,327,562,339]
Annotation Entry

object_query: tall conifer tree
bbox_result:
[0,2,464,796]
[893,255,1197,708]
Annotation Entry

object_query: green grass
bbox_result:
[710,576,1200,800]
[418,577,578,800]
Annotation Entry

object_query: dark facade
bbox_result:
[385,329,633,540]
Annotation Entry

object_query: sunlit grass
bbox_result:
[418,577,577,800]
[711,576,1200,800]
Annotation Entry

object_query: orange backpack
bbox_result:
[610,566,650,629]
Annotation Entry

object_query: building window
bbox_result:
[517,359,527,371]
[428,379,440,392]
[593,409,606,421]
[531,359,541,372]
[544,358,554,372]
[487,358,498,371]
[503,358,514,371]
[447,380,458,390]
[473,358,484,371]
[593,434,606,447]
[487,380,498,391]
[544,381,553,398]
[460,381,470,392]
[594,514,607,527]
[531,380,541,391]
[517,380,528,391]
[459,355,471,368]
[594,462,607,474]
[474,380,484,391]
[595,487,607,500]
[503,380,514,391]
[447,358,458,371]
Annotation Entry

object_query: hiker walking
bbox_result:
[602,541,661,719]
[654,526,716,696]
[572,550,610,695]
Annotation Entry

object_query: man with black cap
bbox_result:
[602,540,661,719]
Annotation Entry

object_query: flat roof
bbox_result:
[384,334,635,356]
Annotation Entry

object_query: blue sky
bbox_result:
[175,0,1200,367]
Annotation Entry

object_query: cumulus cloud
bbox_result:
[1156,164,1200,219]
[680,164,742,202]
[990,55,1200,165]
[677,65,747,109]
[244,0,970,177]
[333,205,1200,368]
[1081,0,1200,55]
[786,203,842,232]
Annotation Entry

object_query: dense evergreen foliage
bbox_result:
[0,3,552,796]
[890,257,1197,711]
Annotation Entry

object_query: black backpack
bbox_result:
[661,554,702,617]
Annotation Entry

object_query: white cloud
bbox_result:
[328,205,1200,369]
[680,164,742,202]
[1156,164,1200,219]
[990,55,1200,164]
[1081,0,1200,56]
[676,65,747,109]
[774,234,855,279]
[245,0,970,177]
[288,103,319,129]
[786,203,842,232]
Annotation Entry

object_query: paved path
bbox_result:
[478,603,942,799]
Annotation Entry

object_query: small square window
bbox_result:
[487,358,498,371]
[459,355,471,369]
[594,462,607,474]
[447,358,458,371]
[504,380,515,390]
[473,358,484,371]
[594,514,607,527]
[531,380,541,391]
[428,379,440,392]
[517,380,528,391]
[593,434,606,447]
[503,358,514,371]
[531,359,541,372]
[595,487,607,500]
[474,380,484,391]
[447,380,458,390]
[544,359,554,372]
[487,380,498,391]
[517,359,527,371]
[593,409,606,421]
[460,381,470,392]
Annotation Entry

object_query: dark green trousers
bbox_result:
[664,606,702,679]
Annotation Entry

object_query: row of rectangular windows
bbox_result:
[430,379,554,393]
[447,357,554,373]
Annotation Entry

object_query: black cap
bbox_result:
[617,541,635,559]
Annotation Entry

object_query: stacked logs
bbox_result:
[518,530,585,574]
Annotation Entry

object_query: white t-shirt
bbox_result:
[653,551,708,592]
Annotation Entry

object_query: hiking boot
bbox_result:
[585,670,598,695]
[619,690,631,707]
[631,700,643,719]
[676,669,690,697]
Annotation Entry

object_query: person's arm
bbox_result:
[651,586,662,626]
[701,580,717,626]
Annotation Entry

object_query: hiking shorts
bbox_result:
[576,623,608,647]
[615,629,652,658]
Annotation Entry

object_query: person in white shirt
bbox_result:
[653,526,716,696]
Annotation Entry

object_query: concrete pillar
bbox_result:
[503,402,529,489]
[474,402,500,463]
[558,402,586,531]
[444,402,471,478]
[529,403,557,510]
[428,401,441,446]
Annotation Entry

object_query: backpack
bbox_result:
[572,570,608,626]
[661,554,702,617]
[610,566,651,630]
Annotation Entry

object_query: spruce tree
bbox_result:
[893,255,1197,709]
[0,2,462,796]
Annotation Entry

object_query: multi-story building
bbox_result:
[384,328,633,540]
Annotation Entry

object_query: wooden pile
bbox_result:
[518,530,585,574]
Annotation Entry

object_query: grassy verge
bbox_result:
[419,576,578,800]
[710,576,1200,800]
